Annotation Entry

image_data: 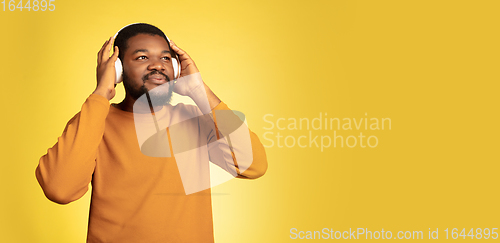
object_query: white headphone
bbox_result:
[113,23,181,84]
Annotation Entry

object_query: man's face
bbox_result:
[122,33,175,105]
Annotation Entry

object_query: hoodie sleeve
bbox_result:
[207,101,268,179]
[35,94,110,204]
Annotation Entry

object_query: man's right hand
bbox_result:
[93,37,119,100]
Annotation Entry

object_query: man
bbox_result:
[35,23,267,242]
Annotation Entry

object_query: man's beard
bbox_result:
[123,70,175,107]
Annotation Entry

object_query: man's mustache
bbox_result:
[142,70,170,82]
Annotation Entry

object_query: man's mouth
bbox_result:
[144,72,169,85]
[149,74,166,83]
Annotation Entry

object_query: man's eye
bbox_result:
[162,56,171,61]
[137,56,147,60]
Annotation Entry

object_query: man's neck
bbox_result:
[114,95,164,113]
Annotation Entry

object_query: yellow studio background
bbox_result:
[0,0,499,242]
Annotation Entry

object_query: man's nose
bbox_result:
[148,59,166,71]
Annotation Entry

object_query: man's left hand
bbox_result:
[169,41,203,97]
[170,40,221,111]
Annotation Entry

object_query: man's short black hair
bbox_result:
[113,23,170,60]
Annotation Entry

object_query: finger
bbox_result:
[169,41,191,60]
[102,36,114,63]
[109,46,119,63]
[97,39,109,65]
[169,40,183,54]
[98,38,111,64]
[170,41,187,55]
[107,36,115,54]
[100,37,111,55]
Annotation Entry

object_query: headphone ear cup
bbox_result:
[172,58,179,79]
[115,58,123,84]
